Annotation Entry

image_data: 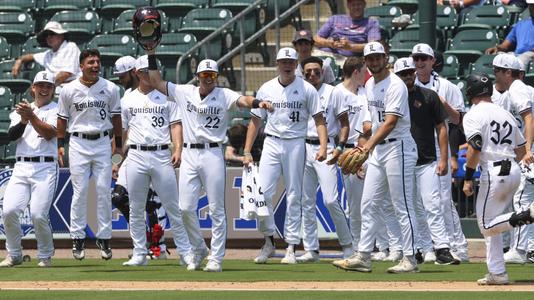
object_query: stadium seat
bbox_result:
[389,26,443,57]
[364,5,403,37]
[212,0,267,39]
[97,0,151,33]
[266,0,302,29]
[113,9,168,35]
[178,8,235,60]
[517,6,531,21]
[41,0,94,12]
[450,79,467,103]
[468,54,496,78]
[153,0,209,18]
[158,33,198,83]
[413,5,458,39]
[3,142,16,163]
[0,59,33,93]
[458,5,511,37]
[0,86,14,110]
[0,12,35,42]
[50,11,101,45]
[524,62,534,86]
[86,34,137,66]
[0,110,12,139]
[444,29,499,73]
[385,0,418,15]
[440,53,460,79]
[21,36,48,55]
[0,0,36,12]
[0,36,10,61]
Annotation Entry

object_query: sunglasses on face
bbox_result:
[396,69,415,77]
[198,72,218,79]
[304,69,321,78]
[493,67,506,73]
[139,69,149,73]
[412,55,430,62]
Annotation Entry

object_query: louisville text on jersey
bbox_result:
[270,101,303,109]
[368,99,384,109]
[128,106,165,116]
[186,101,221,115]
[74,100,107,111]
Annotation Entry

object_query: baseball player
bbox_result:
[145,47,273,272]
[113,56,138,95]
[394,57,459,265]
[57,49,123,260]
[412,43,469,262]
[292,29,336,85]
[333,42,419,273]
[462,73,534,285]
[243,47,327,265]
[335,57,371,255]
[121,55,192,266]
[297,56,351,262]
[490,54,534,264]
[0,71,58,268]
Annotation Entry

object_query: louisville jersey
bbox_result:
[463,101,526,166]
[366,73,411,140]
[121,89,180,145]
[252,76,322,139]
[415,71,465,113]
[9,101,58,158]
[167,83,239,143]
[57,78,121,133]
[335,83,371,144]
[306,83,348,138]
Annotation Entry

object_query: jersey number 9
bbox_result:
[99,109,107,120]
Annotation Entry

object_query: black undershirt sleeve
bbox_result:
[448,121,466,158]
[8,122,26,141]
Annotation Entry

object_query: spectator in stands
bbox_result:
[11,21,80,86]
[499,0,527,8]
[438,0,487,16]
[313,0,380,66]
[485,0,534,66]
[225,123,264,166]
[293,29,336,84]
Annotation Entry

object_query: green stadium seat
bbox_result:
[178,8,235,60]
[0,60,33,94]
[0,110,12,140]
[266,0,301,29]
[0,86,14,110]
[440,53,460,79]
[50,11,101,45]
[153,0,209,18]
[468,54,496,78]
[450,78,467,104]
[458,5,511,37]
[389,26,443,57]
[158,33,198,83]
[505,4,526,23]
[3,142,16,163]
[86,34,137,66]
[96,0,151,33]
[517,6,531,22]
[413,5,458,39]
[0,36,10,61]
[41,0,94,12]
[385,0,418,15]
[21,36,48,55]
[0,0,36,12]
[212,0,267,39]
[444,29,499,73]
[113,9,168,34]
[0,12,35,42]
[364,5,403,37]
[524,62,534,86]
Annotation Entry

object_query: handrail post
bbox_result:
[275,0,280,54]
[315,0,320,32]
[239,17,246,95]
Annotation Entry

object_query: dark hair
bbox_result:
[511,69,521,79]
[342,56,365,79]
[300,56,323,70]
[79,49,101,64]
[227,124,247,148]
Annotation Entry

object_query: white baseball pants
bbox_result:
[257,136,305,245]
[509,174,534,253]
[343,172,363,250]
[68,136,112,240]
[3,162,58,259]
[301,142,352,251]
[125,149,190,258]
[179,146,226,264]
[477,162,521,274]
[357,138,418,256]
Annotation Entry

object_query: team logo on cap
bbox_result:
[285,49,291,57]
[481,76,488,82]
[206,61,211,68]
[42,73,48,80]
[403,60,410,68]
[300,30,307,36]
[369,44,375,51]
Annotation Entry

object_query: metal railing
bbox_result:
[175,0,310,94]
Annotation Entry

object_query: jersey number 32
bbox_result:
[490,120,512,145]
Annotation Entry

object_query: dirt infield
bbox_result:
[1,280,534,292]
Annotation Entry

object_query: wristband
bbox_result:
[115,136,123,148]
[148,54,158,70]
[244,152,252,157]
[464,166,475,181]
[58,137,65,148]
[336,142,345,152]
[252,99,261,108]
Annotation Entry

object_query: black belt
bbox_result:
[129,144,169,151]
[305,139,321,145]
[345,143,355,148]
[16,156,55,162]
[266,133,280,139]
[378,138,397,145]
[183,142,219,149]
[72,131,109,140]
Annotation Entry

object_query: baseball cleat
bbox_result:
[424,251,436,263]
[179,252,194,266]
[123,255,148,266]
[96,239,112,260]
[451,250,470,263]
[37,257,52,268]
[0,256,23,267]
[527,251,534,263]
[371,250,389,261]
[280,247,297,264]
[504,249,527,264]
[72,239,86,260]
[203,260,222,272]
[332,252,372,272]
[187,248,209,271]
[435,248,460,265]
[254,242,275,264]
[296,251,320,263]
[385,250,403,262]
[387,256,419,273]
[477,272,509,285]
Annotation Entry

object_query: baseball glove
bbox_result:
[338,147,369,175]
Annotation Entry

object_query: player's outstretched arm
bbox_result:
[57,118,67,167]
[237,96,273,112]
[435,121,449,176]
[313,113,328,162]
[439,96,461,125]
[55,71,73,86]
[521,111,534,164]
[12,54,34,78]
[243,116,261,167]
[146,48,169,96]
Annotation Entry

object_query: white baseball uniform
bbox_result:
[33,40,80,82]
[121,88,191,258]
[57,77,120,240]
[463,101,525,274]
[3,102,58,260]
[415,71,469,257]
[251,76,321,245]
[357,73,419,257]
[301,83,350,252]
[167,82,240,264]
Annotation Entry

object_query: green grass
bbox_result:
[0,259,532,282]
[0,291,533,300]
